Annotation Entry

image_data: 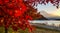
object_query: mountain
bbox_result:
[40,11,60,20]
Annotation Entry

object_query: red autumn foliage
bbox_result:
[0,0,60,32]
[0,0,33,32]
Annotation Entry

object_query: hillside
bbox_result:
[40,11,60,19]
[0,26,60,33]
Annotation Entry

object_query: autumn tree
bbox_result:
[0,0,60,33]
[25,5,47,20]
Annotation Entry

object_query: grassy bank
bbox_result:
[0,26,60,33]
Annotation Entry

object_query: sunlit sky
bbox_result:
[36,2,60,15]
[52,8,60,16]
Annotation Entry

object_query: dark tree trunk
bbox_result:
[5,28,8,33]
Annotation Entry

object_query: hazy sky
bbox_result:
[36,2,60,14]
[34,2,60,19]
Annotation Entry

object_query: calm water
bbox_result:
[29,20,60,26]
[29,20,60,31]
